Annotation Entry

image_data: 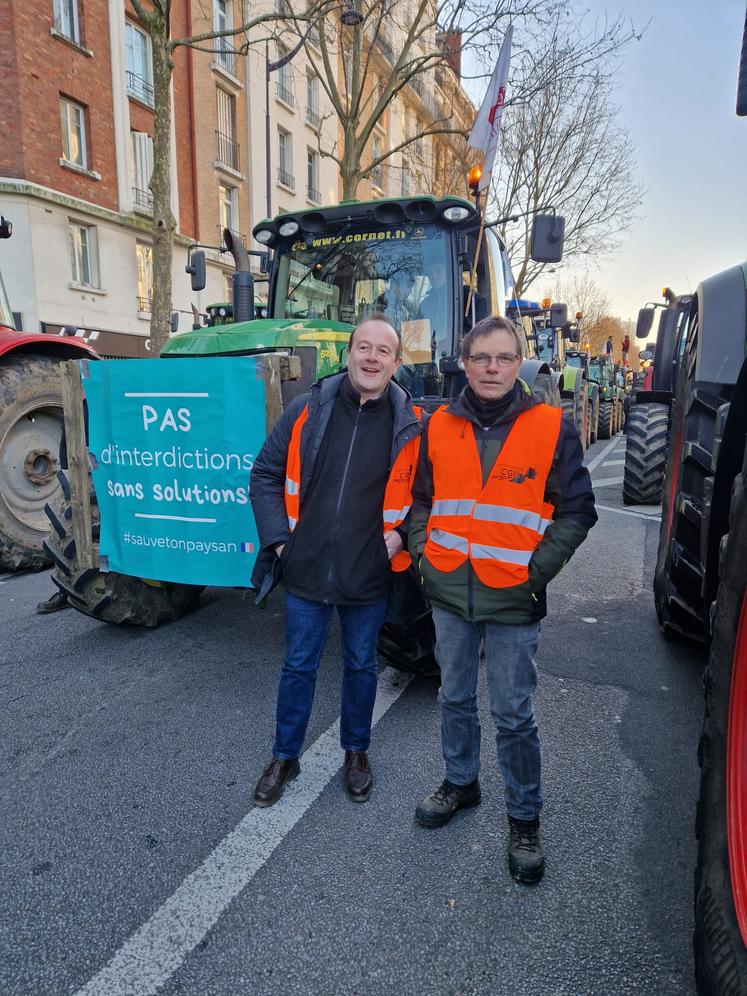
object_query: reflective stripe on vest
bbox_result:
[424,403,562,589]
[284,402,422,573]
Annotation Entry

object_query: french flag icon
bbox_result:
[240,542,254,553]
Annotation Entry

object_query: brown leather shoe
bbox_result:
[253,757,300,808]
[344,750,372,802]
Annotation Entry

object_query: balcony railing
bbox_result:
[307,184,321,203]
[214,41,237,76]
[276,81,295,107]
[277,166,295,189]
[307,25,321,49]
[217,225,246,248]
[409,75,443,119]
[216,130,240,171]
[126,71,154,107]
[132,186,153,211]
[375,30,394,63]
[305,106,322,130]
[137,295,152,313]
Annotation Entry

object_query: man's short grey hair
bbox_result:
[349,313,402,358]
[461,315,524,361]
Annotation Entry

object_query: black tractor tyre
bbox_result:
[377,567,439,676]
[623,403,669,505]
[588,389,600,444]
[654,310,732,642]
[43,470,204,626]
[694,461,747,995]
[597,400,613,440]
[0,355,65,571]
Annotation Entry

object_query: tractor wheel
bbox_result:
[654,308,732,641]
[694,459,747,994]
[623,403,669,505]
[43,470,204,626]
[589,389,600,444]
[597,401,613,439]
[0,355,65,571]
[377,567,439,676]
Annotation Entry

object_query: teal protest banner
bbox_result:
[83,356,265,586]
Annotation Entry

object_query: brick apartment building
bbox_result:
[0,0,469,353]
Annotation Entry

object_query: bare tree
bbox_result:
[547,271,610,336]
[492,17,644,297]
[298,0,557,200]
[129,0,331,351]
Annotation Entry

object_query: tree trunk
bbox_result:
[149,25,176,355]
[341,132,361,200]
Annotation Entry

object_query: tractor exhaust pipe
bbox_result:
[223,228,254,324]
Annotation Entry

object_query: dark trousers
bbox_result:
[273,591,388,759]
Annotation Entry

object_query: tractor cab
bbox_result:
[169,195,564,407]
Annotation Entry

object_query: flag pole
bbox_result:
[462,23,512,324]
[464,168,493,320]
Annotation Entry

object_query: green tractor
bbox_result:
[563,350,598,448]
[587,356,624,439]
[43,195,564,644]
[511,301,592,450]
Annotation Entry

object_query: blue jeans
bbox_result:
[273,591,388,759]
[432,606,542,821]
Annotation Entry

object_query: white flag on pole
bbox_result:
[467,25,513,190]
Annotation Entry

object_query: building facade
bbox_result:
[0,0,471,351]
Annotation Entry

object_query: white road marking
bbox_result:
[74,667,413,996]
[604,459,625,466]
[595,503,661,521]
[591,476,625,488]
[581,617,597,623]
[585,438,620,473]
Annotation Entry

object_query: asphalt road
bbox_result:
[1,433,708,996]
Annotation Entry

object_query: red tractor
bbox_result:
[0,216,97,571]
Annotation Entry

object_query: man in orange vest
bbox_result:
[249,316,422,808]
[409,315,596,884]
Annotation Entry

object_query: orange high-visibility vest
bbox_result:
[284,403,422,572]
[424,404,561,588]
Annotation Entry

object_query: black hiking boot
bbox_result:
[507,816,545,884]
[253,757,300,808]
[36,590,70,614]
[415,778,481,828]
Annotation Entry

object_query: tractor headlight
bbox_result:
[278,220,300,237]
[442,205,470,223]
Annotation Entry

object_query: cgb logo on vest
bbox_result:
[492,463,538,484]
[392,464,414,484]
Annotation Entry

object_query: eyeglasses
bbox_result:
[467,353,520,368]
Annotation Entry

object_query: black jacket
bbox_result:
[249,372,422,604]
[409,381,597,623]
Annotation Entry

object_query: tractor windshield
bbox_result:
[0,269,14,330]
[272,224,451,394]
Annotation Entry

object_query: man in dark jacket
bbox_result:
[410,315,596,884]
[249,316,422,807]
